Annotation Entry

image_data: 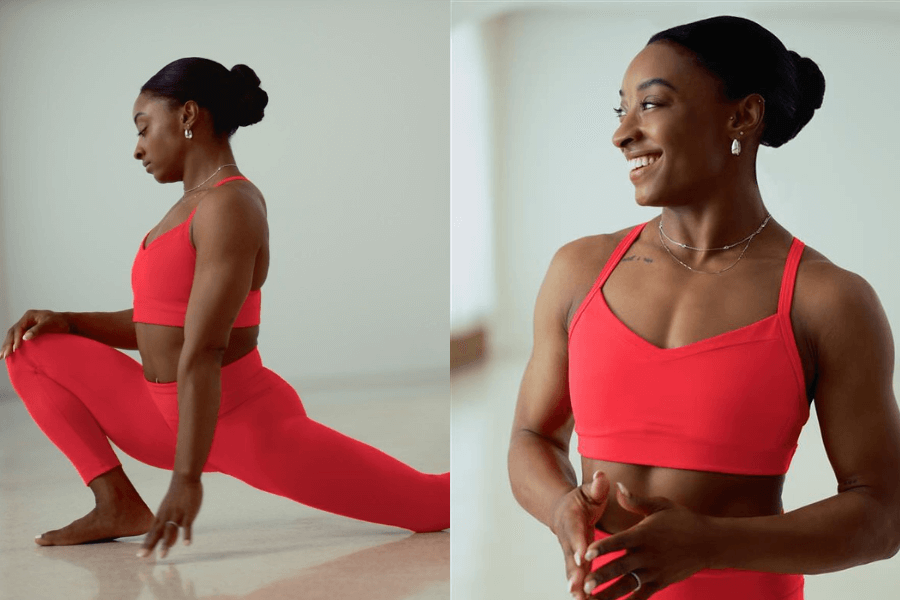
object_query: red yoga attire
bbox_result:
[568,222,809,598]
[4,176,449,533]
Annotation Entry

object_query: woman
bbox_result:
[1,57,449,557]
[508,16,900,600]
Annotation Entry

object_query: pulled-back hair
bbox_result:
[648,16,825,148]
[141,57,268,138]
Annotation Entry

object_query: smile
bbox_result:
[628,153,661,172]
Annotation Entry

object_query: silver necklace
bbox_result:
[658,213,771,251]
[657,214,772,275]
[182,163,237,196]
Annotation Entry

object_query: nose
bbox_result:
[612,110,639,150]
[134,140,144,162]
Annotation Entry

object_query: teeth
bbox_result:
[628,154,660,171]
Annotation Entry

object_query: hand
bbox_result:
[581,483,715,599]
[1,309,71,359]
[138,473,203,559]
[551,470,611,599]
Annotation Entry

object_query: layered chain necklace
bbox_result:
[180,163,238,199]
[658,212,772,275]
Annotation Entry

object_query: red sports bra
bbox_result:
[132,176,261,328]
[568,223,809,476]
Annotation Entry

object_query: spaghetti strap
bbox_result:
[215,175,251,187]
[596,223,648,289]
[777,238,805,315]
[568,222,648,337]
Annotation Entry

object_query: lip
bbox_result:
[144,162,151,172]
[628,153,661,183]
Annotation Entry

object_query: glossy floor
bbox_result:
[0,380,448,600]
[450,352,900,600]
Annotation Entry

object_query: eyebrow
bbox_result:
[133,112,146,124]
[619,78,677,97]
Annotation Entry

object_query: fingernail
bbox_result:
[159,548,168,559]
[584,580,595,593]
[22,333,31,341]
[136,549,149,558]
[617,481,631,498]
[574,551,582,567]
[183,539,191,546]
[34,535,42,540]
[592,470,603,480]
[567,576,576,593]
[585,549,598,561]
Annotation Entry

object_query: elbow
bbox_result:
[178,345,226,374]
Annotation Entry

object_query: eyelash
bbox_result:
[614,101,660,118]
[137,128,147,137]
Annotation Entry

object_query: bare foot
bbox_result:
[35,500,154,546]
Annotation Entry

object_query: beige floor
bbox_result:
[0,380,449,600]
[451,352,900,600]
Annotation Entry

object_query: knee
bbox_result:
[5,332,77,376]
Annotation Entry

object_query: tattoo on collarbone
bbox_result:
[621,254,654,264]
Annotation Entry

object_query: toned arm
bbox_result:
[710,263,900,573]
[64,309,138,350]
[174,189,265,480]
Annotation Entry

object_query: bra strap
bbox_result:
[215,175,251,187]
[596,222,648,288]
[777,238,805,315]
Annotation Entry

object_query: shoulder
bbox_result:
[794,244,892,352]
[549,224,639,280]
[191,181,267,247]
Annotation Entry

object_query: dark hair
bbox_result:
[648,16,825,148]
[140,57,268,137]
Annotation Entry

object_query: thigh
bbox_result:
[9,333,177,469]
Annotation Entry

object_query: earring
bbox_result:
[731,131,743,156]
[184,128,193,139]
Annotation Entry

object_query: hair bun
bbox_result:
[229,64,268,128]
[778,51,825,146]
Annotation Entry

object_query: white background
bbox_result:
[0,0,450,397]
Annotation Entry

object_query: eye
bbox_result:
[613,106,626,119]
[641,101,660,110]
[137,127,147,137]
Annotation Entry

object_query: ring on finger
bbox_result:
[628,571,642,591]
[165,521,180,528]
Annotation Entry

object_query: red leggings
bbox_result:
[4,333,449,533]
[590,528,804,599]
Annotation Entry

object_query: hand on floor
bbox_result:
[138,473,203,559]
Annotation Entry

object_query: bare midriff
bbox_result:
[582,458,784,534]
[136,324,259,384]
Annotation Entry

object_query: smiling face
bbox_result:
[613,41,737,207]
[132,92,187,183]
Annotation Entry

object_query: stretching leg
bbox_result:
[4,333,178,544]
[209,370,450,532]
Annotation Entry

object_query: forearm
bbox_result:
[508,430,579,531]
[174,353,222,480]
[710,488,900,574]
[63,309,138,350]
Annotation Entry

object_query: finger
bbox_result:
[589,571,645,600]
[585,470,610,505]
[585,530,633,561]
[138,521,164,558]
[616,482,672,517]
[158,521,180,558]
[182,522,192,546]
[11,325,25,352]
[582,554,640,593]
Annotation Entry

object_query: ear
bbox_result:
[181,100,201,131]
[726,93,765,143]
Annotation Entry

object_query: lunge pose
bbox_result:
[508,16,900,600]
[2,58,449,557]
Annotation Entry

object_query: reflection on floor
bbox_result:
[450,352,900,600]
[0,379,449,600]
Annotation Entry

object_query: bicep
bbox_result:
[511,250,578,451]
[812,273,900,499]
[182,199,263,357]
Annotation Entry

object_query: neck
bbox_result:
[181,144,238,191]
[659,181,768,251]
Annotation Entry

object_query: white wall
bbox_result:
[477,3,900,358]
[0,0,449,389]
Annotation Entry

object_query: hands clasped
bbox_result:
[138,473,203,559]
[554,471,715,599]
